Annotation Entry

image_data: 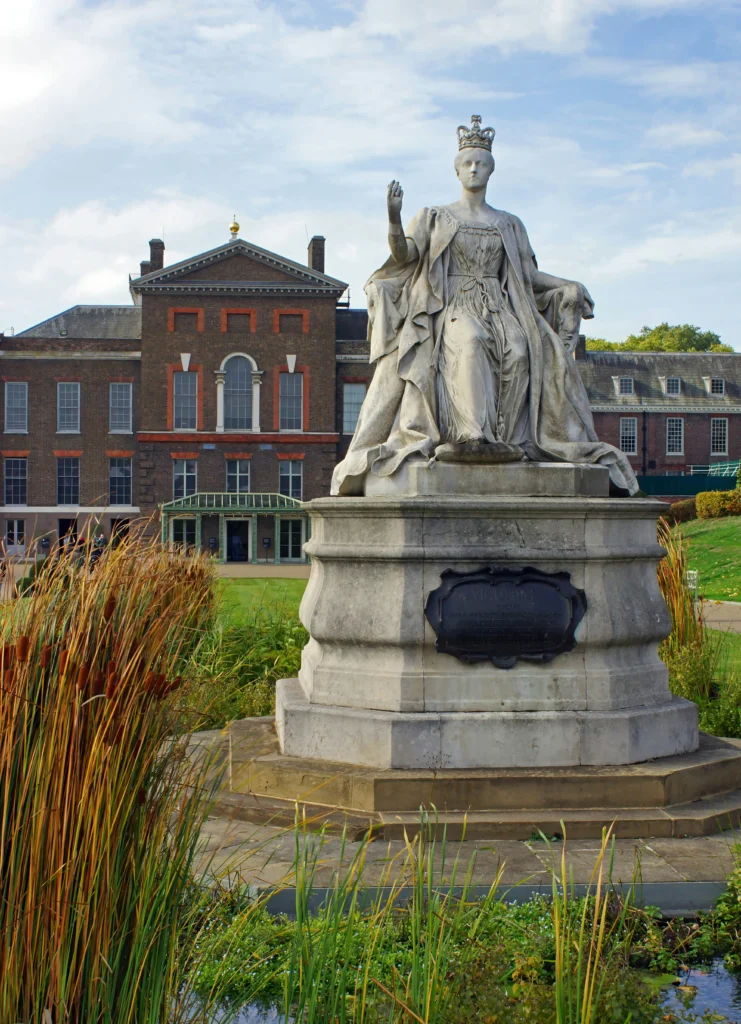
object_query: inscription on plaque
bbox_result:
[424,566,587,668]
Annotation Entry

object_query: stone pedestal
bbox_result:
[276,461,699,769]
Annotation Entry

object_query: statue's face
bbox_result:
[454,148,495,191]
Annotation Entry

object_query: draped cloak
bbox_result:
[331,204,638,496]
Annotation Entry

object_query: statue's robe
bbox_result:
[331,205,638,496]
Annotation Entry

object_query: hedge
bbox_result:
[696,489,741,519]
[663,497,697,525]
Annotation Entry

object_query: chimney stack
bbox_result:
[308,235,325,274]
[140,259,153,277]
[574,334,586,361]
[149,238,165,272]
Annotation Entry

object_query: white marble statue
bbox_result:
[332,116,639,497]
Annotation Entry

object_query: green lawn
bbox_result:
[678,516,741,602]
[709,627,741,675]
[218,577,307,624]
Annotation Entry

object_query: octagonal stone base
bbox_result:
[277,679,698,769]
[278,461,699,769]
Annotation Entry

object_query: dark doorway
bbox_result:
[226,519,250,562]
[58,518,77,551]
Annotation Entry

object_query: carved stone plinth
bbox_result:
[276,462,699,769]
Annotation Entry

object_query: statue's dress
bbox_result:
[331,204,638,496]
[437,223,529,446]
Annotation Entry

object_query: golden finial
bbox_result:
[229,214,240,238]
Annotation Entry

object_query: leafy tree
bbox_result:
[585,322,732,353]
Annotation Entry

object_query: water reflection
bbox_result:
[662,959,741,1022]
[207,962,741,1023]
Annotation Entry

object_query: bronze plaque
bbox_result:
[424,566,587,669]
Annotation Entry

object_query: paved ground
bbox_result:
[216,564,311,579]
[196,815,741,889]
[703,600,741,633]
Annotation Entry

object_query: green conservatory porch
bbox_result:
[160,493,309,564]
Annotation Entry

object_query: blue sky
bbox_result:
[1,0,739,346]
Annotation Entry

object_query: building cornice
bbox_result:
[138,432,339,443]
[133,281,346,298]
[1,505,141,514]
[0,350,141,361]
[590,405,741,414]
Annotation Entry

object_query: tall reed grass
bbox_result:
[0,534,219,1023]
[657,519,741,734]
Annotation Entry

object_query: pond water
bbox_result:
[661,959,741,1021]
[212,961,741,1023]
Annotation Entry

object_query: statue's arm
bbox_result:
[532,268,594,318]
[387,180,419,264]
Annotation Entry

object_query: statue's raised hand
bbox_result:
[387,180,403,222]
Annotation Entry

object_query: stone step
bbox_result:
[233,731,741,813]
[210,788,741,842]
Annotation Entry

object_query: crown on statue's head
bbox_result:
[457,115,495,152]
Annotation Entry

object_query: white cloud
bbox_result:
[683,153,741,182]
[592,217,741,277]
[644,122,727,147]
[1,0,740,348]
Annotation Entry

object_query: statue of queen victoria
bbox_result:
[331,116,638,497]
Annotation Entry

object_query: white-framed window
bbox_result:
[666,417,684,455]
[279,518,304,561]
[342,383,366,434]
[619,417,637,455]
[279,372,303,431]
[4,382,28,433]
[173,372,197,430]
[109,383,133,432]
[173,458,197,499]
[711,377,725,395]
[4,457,27,505]
[171,517,196,550]
[5,519,25,554]
[711,418,728,456]
[279,459,302,499]
[224,356,253,430]
[109,457,132,505]
[618,377,634,396]
[226,459,250,493]
[57,382,80,433]
[57,457,80,505]
[666,377,681,395]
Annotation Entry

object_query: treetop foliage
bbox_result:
[585,322,733,353]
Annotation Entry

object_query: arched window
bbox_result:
[224,355,253,430]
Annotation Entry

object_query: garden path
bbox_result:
[196,816,740,890]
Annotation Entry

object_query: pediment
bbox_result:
[178,254,297,284]
[130,239,347,296]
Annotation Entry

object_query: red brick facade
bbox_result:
[3,236,740,556]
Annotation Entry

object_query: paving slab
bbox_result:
[195,815,741,892]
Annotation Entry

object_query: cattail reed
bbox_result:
[0,525,219,1023]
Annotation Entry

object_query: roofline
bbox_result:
[129,237,348,292]
[585,350,741,357]
[16,304,140,338]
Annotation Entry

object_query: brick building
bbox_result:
[1,230,353,562]
[574,343,741,499]
[2,228,740,560]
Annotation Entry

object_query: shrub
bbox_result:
[176,607,307,731]
[696,488,741,519]
[661,496,697,525]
